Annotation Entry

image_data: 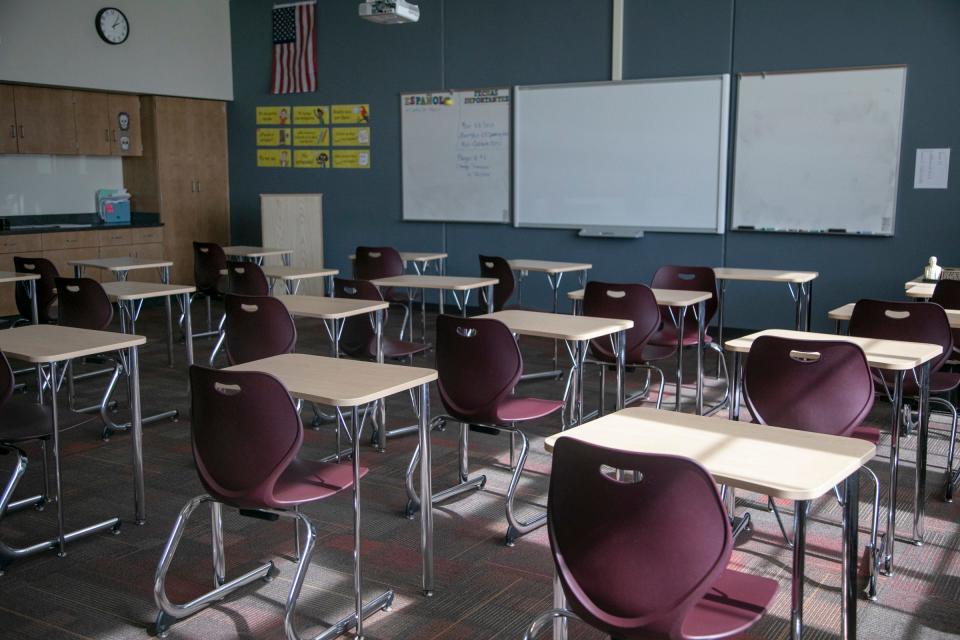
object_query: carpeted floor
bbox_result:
[0,303,959,639]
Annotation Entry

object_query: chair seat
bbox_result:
[272,458,367,507]
[680,568,778,640]
[590,344,674,366]
[0,398,93,444]
[649,325,714,348]
[495,397,564,423]
[384,290,410,305]
[373,337,431,359]
[852,424,881,445]
[640,343,677,362]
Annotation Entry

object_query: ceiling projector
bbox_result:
[359,0,420,24]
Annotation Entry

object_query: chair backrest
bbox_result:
[333,278,382,357]
[435,314,522,424]
[549,438,732,638]
[478,255,516,311]
[650,265,718,327]
[54,277,113,331]
[849,298,953,372]
[193,242,227,295]
[353,246,404,281]
[226,262,270,296]
[931,279,960,309]
[189,365,303,510]
[744,336,874,437]
[13,256,58,323]
[224,294,297,365]
[583,282,661,363]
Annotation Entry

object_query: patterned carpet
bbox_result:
[0,303,959,639]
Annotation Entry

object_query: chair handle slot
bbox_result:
[600,464,644,483]
[368,251,382,258]
[789,350,821,363]
[65,285,80,293]
[605,289,626,299]
[456,326,477,338]
[240,304,259,313]
[678,273,696,281]
[884,309,911,320]
[214,382,242,396]
[344,286,358,295]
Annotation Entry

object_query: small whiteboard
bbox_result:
[401,88,511,223]
[732,66,907,235]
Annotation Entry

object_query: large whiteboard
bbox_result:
[401,88,510,223]
[732,66,907,235]
[514,75,730,233]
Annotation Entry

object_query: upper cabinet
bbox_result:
[74,91,111,155]
[107,93,141,156]
[13,86,78,155]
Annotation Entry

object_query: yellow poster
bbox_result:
[333,149,370,169]
[332,127,370,147]
[293,127,330,147]
[293,106,329,125]
[256,106,292,125]
[331,104,370,124]
[294,149,332,169]
[256,149,292,167]
[257,128,291,146]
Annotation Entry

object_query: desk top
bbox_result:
[829,302,960,328]
[227,353,436,407]
[262,265,339,281]
[277,294,388,319]
[725,328,942,371]
[508,259,592,274]
[905,283,934,299]
[69,256,173,271]
[348,251,448,263]
[544,407,875,500]
[101,281,196,301]
[223,246,292,258]
[0,324,145,363]
[0,271,39,284]
[372,275,498,291]
[568,287,713,307]
[713,267,818,283]
[477,309,633,341]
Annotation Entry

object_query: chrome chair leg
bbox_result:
[509,431,516,470]
[504,429,546,546]
[404,418,485,518]
[769,497,794,548]
[863,465,882,601]
[933,396,960,502]
[522,608,581,640]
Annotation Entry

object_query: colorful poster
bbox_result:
[294,149,332,168]
[332,127,370,147]
[331,104,370,124]
[256,106,292,125]
[257,128,292,146]
[333,149,370,169]
[257,149,292,167]
[293,127,330,147]
[294,106,330,125]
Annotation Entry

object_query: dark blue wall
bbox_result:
[227,0,960,331]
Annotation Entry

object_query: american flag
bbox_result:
[271,1,317,94]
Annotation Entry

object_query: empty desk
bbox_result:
[262,265,339,295]
[0,271,40,323]
[223,245,292,266]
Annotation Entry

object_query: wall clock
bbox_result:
[96,7,129,45]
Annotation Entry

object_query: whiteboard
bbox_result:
[732,66,906,235]
[514,75,730,233]
[0,155,123,215]
[401,87,510,223]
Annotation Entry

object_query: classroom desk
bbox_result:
[544,407,874,640]
[568,287,713,414]
[276,294,387,359]
[261,265,338,295]
[227,353,437,637]
[476,310,633,427]
[713,268,818,339]
[905,281,935,299]
[724,328,941,579]
[0,325,147,546]
[0,271,39,323]
[222,245,292,266]
[348,250,448,274]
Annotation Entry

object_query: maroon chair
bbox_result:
[353,246,412,338]
[13,256,59,325]
[478,254,535,312]
[850,299,960,501]
[931,279,960,354]
[522,438,777,639]
[192,242,228,340]
[743,335,882,598]
[153,365,366,639]
[582,281,666,413]
[404,315,563,546]
[226,262,270,297]
[334,278,428,361]
[223,294,297,366]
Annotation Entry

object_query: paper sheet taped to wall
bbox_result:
[293,106,329,125]
[332,149,370,169]
[914,148,950,189]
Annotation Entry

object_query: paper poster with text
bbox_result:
[257,149,292,167]
[331,104,370,124]
[294,128,330,147]
[256,106,292,125]
[332,127,370,147]
[257,128,292,146]
[333,149,370,169]
[293,106,330,125]
[294,150,332,168]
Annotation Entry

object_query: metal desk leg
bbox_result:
[419,382,434,596]
[486,284,494,314]
[914,362,931,544]
[160,266,173,366]
[129,345,145,524]
[696,300,705,415]
[842,470,860,640]
[182,293,194,366]
[327,274,335,297]
[882,371,905,575]
[791,500,809,640]
[49,361,66,555]
[73,265,82,278]
[421,283,428,343]
[616,330,626,411]
[715,280,726,378]
[792,283,803,331]
[805,280,814,331]
[29,280,38,324]
[674,307,686,412]
[350,404,364,638]
[553,572,567,640]
[548,273,564,369]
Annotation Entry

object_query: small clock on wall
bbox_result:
[95,7,129,45]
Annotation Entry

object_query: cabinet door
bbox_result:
[155,97,200,285]
[195,100,229,244]
[108,94,142,156]
[0,85,17,154]
[42,247,96,281]
[13,86,77,155]
[73,91,111,156]
[0,252,19,316]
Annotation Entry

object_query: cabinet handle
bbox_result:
[190,180,195,193]
[112,129,117,142]
[18,125,23,138]
[196,180,201,193]
[8,125,14,139]
[105,129,110,142]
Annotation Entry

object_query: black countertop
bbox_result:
[0,212,161,235]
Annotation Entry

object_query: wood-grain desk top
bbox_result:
[724,328,942,371]
[276,295,388,319]
[829,302,960,328]
[0,324,146,363]
[543,407,875,501]
[101,281,196,301]
[226,353,436,407]
[567,287,713,307]
[713,267,818,283]
[223,246,292,258]
[262,265,339,280]
[68,256,173,271]
[372,275,498,291]
[905,283,934,299]
[348,251,448,263]
[476,310,633,341]
[0,271,39,283]
[508,259,592,274]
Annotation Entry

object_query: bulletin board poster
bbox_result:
[256,106,292,125]
[294,127,330,147]
[294,149,332,169]
[294,106,330,125]
[257,149,292,167]
[257,128,292,146]
[332,127,370,147]
[333,149,370,169]
[331,104,370,124]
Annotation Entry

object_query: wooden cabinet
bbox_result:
[74,91,111,155]
[107,93,142,156]
[0,85,17,155]
[12,86,77,155]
